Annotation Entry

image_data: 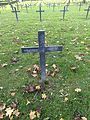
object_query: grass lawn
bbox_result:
[0,2,90,120]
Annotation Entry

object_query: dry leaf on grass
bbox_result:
[29,111,36,120]
[42,93,47,99]
[0,112,4,119]
[5,107,14,118]
[13,109,20,117]
[0,103,6,111]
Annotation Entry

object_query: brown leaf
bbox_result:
[0,112,4,119]
[1,63,8,67]
[11,102,17,109]
[0,103,5,111]
[10,92,16,97]
[33,64,40,73]
[70,66,77,72]
[27,68,32,72]
[11,57,19,64]
[29,110,36,120]
[13,109,20,117]
[42,93,47,99]
[5,107,14,118]
[24,85,36,93]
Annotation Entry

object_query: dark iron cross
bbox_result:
[78,2,83,11]
[84,6,90,19]
[25,4,28,13]
[12,7,20,21]
[36,3,44,21]
[21,30,63,83]
[52,3,56,12]
[60,6,68,20]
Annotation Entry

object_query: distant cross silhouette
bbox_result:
[12,7,20,21]
[60,6,68,20]
[36,3,44,21]
[25,4,28,13]
[78,2,83,11]
[21,30,63,83]
[84,6,90,19]
[52,3,56,11]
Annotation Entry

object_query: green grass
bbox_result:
[0,2,90,120]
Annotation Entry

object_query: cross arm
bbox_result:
[84,9,90,11]
[12,10,20,12]
[36,10,45,12]
[45,46,63,52]
[21,47,39,53]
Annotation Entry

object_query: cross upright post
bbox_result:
[21,30,63,83]
[36,3,44,22]
[84,6,90,19]
[12,7,20,21]
[53,3,55,12]
[60,5,68,20]
[25,4,28,13]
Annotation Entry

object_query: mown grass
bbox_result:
[0,2,90,120]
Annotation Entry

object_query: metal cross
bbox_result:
[78,2,83,11]
[60,6,68,20]
[52,3,56,12]
[21,30,63,83]
[12,7,20,21]
[84,6,90,19]
[25,4,28,13]
[36,3,44,22]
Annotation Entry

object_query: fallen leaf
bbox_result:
[27,68,31,72]
[35,85,41,90]
[42,93,47,99]
[64,97,68,102]
[75,88,81,93]
[26,99,30,105]
[11,102,17,109]
[75,55,82,61]
[24,85,36,93]
[52,64,57,69]
[43,117,50,120]
[70,66,77,72]
[5,107,14,118]
[0,112,4,119]
[60,118,64,120]
[1,63,8,67]
[81,117,87,120]
[29,111,36,120]
[10,92,16,97]
[13,109,20,117]
[11,57,19,64]
[31,73,38,78]
[0,103,5,111]
[0,87,3,90]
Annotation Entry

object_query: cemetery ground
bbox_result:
[0,3,90,120]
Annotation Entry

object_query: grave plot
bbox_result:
[21,30,63,83]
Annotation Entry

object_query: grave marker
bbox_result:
[25,4,28,13]
[52,3,56,11]
[21,30,63,83]
[36,3,44,21]
[12,7,20,21]
[84,6,90,19]
[60,6,68,20]
[78,2,83,11]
